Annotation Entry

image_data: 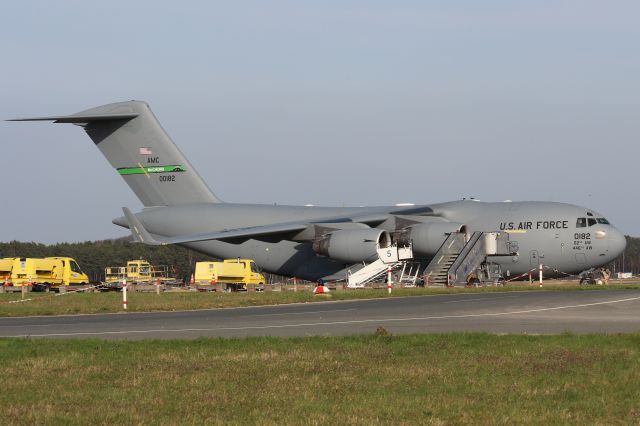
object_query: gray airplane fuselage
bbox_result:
[113,199,626,281]
[12,100,626,282]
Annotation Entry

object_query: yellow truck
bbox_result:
[0,257,89,291]
[0,258,13,282]
[104,259,178,286]
[194,259,265,291]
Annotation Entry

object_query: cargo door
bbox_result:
[128,263,138,281]
[65,259,74,284]
[51,260,63,282]
[194,262,209,282]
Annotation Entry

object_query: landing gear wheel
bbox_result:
[467,277,481,288]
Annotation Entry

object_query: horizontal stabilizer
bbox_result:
[8,113,138,123]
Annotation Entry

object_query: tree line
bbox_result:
[0,239,211,282]
[609,236,640,276]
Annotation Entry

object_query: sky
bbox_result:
[1,1,639,243]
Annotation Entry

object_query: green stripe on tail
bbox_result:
[117,165,186,175]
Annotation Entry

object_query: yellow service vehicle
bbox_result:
[194,259,265,291]
[104,259,177,285]
[0,257,89,290]
[0,258,14,282]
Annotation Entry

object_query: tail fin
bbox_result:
[10,101,222,206]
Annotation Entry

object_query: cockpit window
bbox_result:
[576,218,587,228]
[596,218,610,225]
[588,218,597,227]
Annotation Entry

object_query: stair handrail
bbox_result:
[448,232,486,285]
[422,232,466,277]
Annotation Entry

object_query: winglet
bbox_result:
[122,207,164,246]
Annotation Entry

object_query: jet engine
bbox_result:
[396,221,465,256]
[313,228,391,264]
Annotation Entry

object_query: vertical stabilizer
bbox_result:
[11,101,221,206]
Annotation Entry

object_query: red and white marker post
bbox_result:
[387,266,392,294]
[539,264,543,287]
[21,276,31,299]
[122,278,128,310]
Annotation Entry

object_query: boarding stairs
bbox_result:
[423,232,466,286]
[423,231,513,287]
[347,243,416,288]
[397,261,421,287]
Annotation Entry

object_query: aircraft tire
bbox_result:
[467,277,481,287]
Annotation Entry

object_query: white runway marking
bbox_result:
[251,308,357,317]
[443,295,519,304]
[8,295,640,338]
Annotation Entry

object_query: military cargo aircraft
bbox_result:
[11,101,626,283]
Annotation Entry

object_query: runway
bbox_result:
[1,289,639,339]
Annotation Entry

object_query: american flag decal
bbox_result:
[139,147,153,155]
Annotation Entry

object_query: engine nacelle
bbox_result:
[313,228,391,264]
[397,221,465,256]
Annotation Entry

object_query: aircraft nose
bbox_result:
[608,227,627,258]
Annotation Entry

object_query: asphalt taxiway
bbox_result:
[1,289,639,339]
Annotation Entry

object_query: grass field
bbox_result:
[1,283,639,317]
[0,333,639,425]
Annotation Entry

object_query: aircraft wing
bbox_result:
[122,207,308,246]
[122,205,436,246]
